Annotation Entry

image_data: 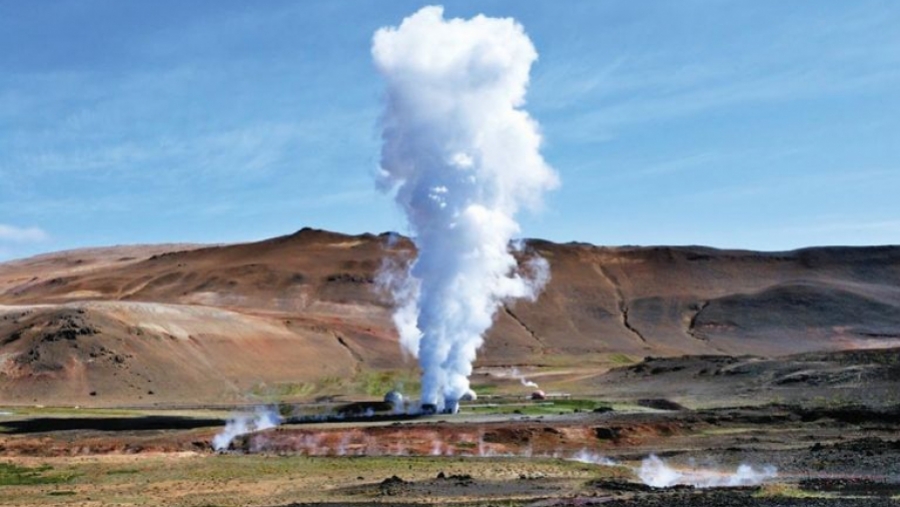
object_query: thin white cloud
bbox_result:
[0,224,49,243]
[8,121,307,177]
[791,219,900,235]
[560,65,899,141]
[636,151,723,177]
[532,4,900,143]
[677,167,899,205]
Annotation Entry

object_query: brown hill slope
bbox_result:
[1,228,899,406]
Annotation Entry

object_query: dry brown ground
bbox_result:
[2,351,900,505]
[2,229,899,407]
[3,400,900,506]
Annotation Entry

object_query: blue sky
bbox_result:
[1,1,898,261]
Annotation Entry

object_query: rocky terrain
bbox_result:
[2,229,899,505]
[1,228,899,406]
[3,392,900,506]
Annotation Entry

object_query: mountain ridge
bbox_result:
[1,228,898,406]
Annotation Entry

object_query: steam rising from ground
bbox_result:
[570,449,617,466]
[373,6,557,413]
[499,367,539,388]
[212,406,282,451]
[638,454,777,488]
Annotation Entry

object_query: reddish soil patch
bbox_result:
[237,416,695,458]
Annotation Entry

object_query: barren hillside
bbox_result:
[1,228,898,406]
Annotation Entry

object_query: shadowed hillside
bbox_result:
[1,228,898,406]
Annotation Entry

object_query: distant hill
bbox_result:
[1,228,898,406]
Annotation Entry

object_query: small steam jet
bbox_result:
[421,388,477,415]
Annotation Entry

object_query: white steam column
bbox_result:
[373,6,558,414]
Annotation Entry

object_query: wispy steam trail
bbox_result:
[570,449,618,466]
[373,6,558,413]
[212,406,281,451]
[638,454,777,488]
[510,367,539,389]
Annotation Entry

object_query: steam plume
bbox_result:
[510,367,539,389]
[570,449,617,466]
[212,406,281,451]
[638,454,777,488]
[373,6,558,413]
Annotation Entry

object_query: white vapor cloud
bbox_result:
[212,406,282,452]
[638,454,777,489]
[0,224,49,243]
[373,6,558,413]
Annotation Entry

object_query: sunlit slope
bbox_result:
[1,228,898,405]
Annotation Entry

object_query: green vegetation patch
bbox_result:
[354,370,420,397]
[0,463,77,486]
[247,369,421,402]
[249,381,317,401]
[468,383,499,395]
[607,353,637,365]
[105,468,142,476]
[1,407,146,418]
